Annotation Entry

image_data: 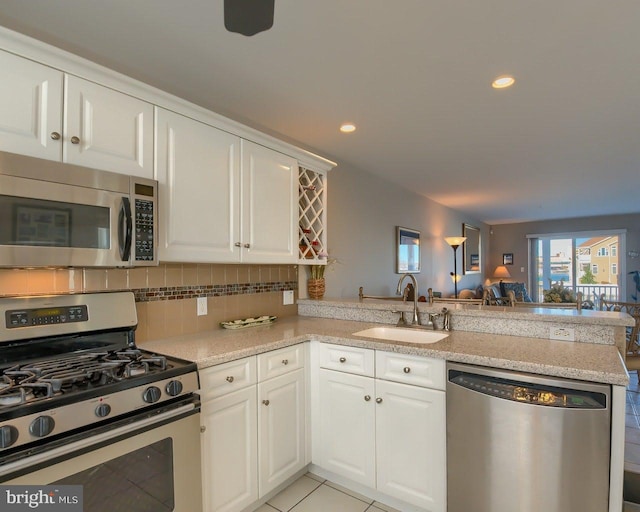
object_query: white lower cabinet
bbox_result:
[258,369,305,496]
[201,387,258,512]
[318,369,376,487]
[200,345,306,512]
[375,379,445,511]
[316,344,446,512]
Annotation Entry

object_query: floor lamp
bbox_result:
[445,236,466,298]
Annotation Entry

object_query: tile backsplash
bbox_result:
[0,263,298,342]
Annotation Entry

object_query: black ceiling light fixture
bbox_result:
[224,0,275,36]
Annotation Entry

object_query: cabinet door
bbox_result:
[201,387,258,512]
[0,50,63,160]
[318,369,376,488]
[64,75,153,178]
[241,140,297,263]
[375,379,446,512]
[257,368,305,497]
[156,108,241,262]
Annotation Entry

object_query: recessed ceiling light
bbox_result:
[340,123,356,133]
[492,75,515,89]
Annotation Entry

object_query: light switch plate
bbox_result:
[197,296,208,316]
[283,290,294,305]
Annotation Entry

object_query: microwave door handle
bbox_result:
[118,197,133,262]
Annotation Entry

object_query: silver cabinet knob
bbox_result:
[244,243,251,248]
[375,397,383,404]
[262,399,270,406]
[364,395,371,401]
[70,136,80,144]
[339,357,346,363]
[200,425,207,433]
[234,242,241,247]
[50,131,61,140]
[282,359,289,365]
[226,376,234,383]
[403,367,411,374]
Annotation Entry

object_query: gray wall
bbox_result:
[315,163,489,299]
[489,214,640,301]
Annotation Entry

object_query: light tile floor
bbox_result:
[255,473,400,512]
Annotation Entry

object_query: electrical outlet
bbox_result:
[283,290,294,305]
[197,297,208,316]
[520,267,525,273]
[549,326,575,341]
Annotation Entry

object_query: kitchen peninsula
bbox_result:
[140,301,632,512]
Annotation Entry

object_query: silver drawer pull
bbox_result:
[200,425,207,433]
[403,367,411,374]
[282,359,289,365]
[71,136,80,144]
[50,131,61,140]
[375,397,383,404]
[364,395,371,401]
[262,400,270,406]
[226,376,234,383]
[339,357,346,363]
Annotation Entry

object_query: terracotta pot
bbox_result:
[308,278,325,299]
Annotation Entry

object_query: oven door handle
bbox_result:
[0,403,198,479]
[118,196,133,262]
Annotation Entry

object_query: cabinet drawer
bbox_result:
[375,351,445,390]
[319,343,374,377]
[199,356,257,400]
[258,343,304,381]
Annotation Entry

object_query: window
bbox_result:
[527,230,625,302]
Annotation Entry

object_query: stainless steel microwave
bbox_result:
[0,151,158,268]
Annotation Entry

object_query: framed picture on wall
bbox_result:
[503,253,514,265]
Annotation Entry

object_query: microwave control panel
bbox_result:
[6,305,89,328]
[134,199,154,261]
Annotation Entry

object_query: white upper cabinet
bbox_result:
[156,108,298,264]
[241,140,298,263]
[64,75,153,178]
[0,49,63,161]
[0,50,153,178]
[155,107,240,263]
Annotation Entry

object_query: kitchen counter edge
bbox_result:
[138,316,628,386]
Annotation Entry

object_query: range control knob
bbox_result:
[30,416,55,437]
[95,403,112,418]
[165,380,183,397]
[143,386,162,404]
[0,425,18,448]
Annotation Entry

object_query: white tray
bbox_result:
[221,316,277,330]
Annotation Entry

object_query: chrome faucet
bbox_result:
[442,307,451,331]
[396,274,419,326]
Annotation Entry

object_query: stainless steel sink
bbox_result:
[352,326,449,344]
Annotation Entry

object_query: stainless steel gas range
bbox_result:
[0,292,202,512]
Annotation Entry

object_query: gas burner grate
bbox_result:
[0,350,169,407]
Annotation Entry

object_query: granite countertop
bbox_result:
[138,316,628,386]
[299,298,635,326]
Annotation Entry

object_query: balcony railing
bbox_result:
[536,283,619,303]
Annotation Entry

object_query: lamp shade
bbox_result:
[493,265,512,279]
[445,236,467,247]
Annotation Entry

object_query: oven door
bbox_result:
[1,404,202,512]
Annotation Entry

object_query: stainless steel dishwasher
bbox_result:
[446,362,611,512]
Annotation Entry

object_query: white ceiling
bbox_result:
[1,0,639,225]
